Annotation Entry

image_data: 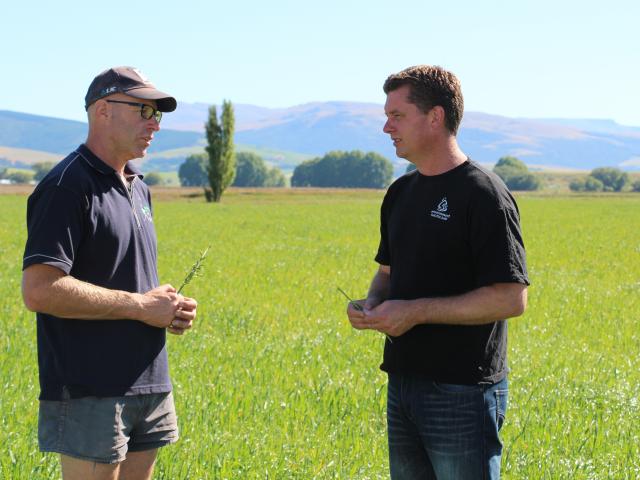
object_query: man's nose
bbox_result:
[148,118,161,132]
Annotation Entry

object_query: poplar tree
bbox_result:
[204,100,235,202]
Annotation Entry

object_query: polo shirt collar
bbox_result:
[76,144,143,178]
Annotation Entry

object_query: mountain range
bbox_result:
[2,103,639,177]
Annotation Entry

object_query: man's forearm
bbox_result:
[46,275,146,320]
[366,266,391,306]
[23,264,196,330]
[411,283,527,326]
[23,268,145,320]
[363,282,527,337]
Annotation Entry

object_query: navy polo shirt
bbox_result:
[23,144,171,400]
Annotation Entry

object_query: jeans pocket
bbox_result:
[432,381,482,394]
[494,389,508,430]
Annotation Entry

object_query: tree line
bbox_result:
[405,155,640,193]
[179,103,394,201]
[291,151,393,188]
[405,155,545,191]
[0,162,54,184]
[491,157,639,192]
[179,151,286,188]
[180,149,393,190]
[10,154,640,194]
[569,168,634,192]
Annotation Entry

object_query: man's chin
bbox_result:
[135,148,149,158]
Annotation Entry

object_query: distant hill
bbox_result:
[0,110,202,157]
[0,111,88,155]
[0,110,311,172]
[0,146,61,168]
[2,104,640,175]
[164,102,640,172]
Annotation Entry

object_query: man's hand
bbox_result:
[167,296,198,336]
[137,285,196,332]
[346,298,367,329]
[364,299,418,337]
[346,265,391,333]
[346,296,384,330]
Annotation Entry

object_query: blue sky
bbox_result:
[2,0,639,126]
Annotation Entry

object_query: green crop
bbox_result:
[1,191,639,479]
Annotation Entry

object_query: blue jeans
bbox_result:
[387,373,508,480]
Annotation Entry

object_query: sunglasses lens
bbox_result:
[141,105,154,120]
[154,111,162,123]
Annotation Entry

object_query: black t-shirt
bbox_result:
[23,144,171,400]
[375,160,529,384]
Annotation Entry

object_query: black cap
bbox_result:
[84,66,177,112]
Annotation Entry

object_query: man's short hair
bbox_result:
[383,65,464,135]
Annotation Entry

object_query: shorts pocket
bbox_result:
[38,399,69,452]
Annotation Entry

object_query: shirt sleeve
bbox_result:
[23,185,86,274]
[468,186,529,288]
[374,190,391,266]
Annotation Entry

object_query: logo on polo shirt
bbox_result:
[430,197,451,221]
[140,205,153,223]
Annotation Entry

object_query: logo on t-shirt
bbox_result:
[430,197,451,221]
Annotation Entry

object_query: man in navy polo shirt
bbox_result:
[22,66,197,480]
[346,65,529,479]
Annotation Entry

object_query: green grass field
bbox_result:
[1,190,639,479]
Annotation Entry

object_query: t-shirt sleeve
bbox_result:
[468,187,529,287]
[374,190,391,266]
[23,186,86,274]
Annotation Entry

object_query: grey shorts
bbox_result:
[38,390,179,464]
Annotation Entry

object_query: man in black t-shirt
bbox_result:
[22,67,198,480]
[346,65,529,480]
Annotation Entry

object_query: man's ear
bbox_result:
[92,99,110,121]
[429,105,446,129]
